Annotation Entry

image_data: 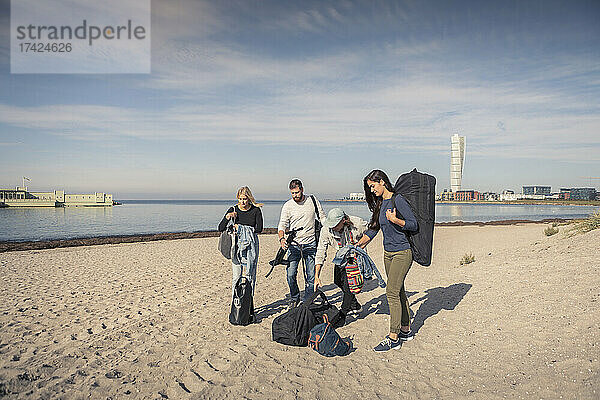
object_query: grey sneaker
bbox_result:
[398,330,414,341]
[373,336,401,352]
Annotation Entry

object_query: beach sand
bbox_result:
[0,224,598,399]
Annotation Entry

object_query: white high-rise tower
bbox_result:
[450,134,466,192]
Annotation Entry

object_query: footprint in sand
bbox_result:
[104,369,122,379]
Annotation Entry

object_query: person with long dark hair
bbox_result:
[356,169,418,352]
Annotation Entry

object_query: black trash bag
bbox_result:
[229,277,255,326]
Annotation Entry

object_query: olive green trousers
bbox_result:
[384,248,413,333]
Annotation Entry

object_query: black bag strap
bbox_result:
[231,205,239,224]
[224,205,239,231]
[309,195,319,218]
[303,289,328,308]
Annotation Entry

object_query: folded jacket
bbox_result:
[236,225,257,277]
[333,245,386,288]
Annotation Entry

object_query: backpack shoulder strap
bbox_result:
[391,193,405,219]
[309,195,318,213]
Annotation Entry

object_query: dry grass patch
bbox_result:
[460,252,476,266]
[544,223,559,236]
[565,211,600,237]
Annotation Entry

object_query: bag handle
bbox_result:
[225,205,239,232]
[231,204,240,223]
[303,289,328,307]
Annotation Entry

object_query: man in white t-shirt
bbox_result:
[277,179,325,308]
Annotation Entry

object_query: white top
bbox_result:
[277,195,326,245]
[315,215,368,265]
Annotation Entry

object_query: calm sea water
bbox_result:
[1,200,598,242]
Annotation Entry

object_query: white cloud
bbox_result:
[258,0,413,36]
[1,70,598,163]
[1,0,598,166]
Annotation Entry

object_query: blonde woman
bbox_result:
[218,187,263,296]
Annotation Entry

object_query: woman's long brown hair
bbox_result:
[363,169,394,230]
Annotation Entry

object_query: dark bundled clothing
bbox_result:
[218,205,263,233]
[365,194,417,252]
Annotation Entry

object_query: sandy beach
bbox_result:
[1,223,598,399]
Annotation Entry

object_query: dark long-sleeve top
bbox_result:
[364,194,418,252]
[218,205,263,233]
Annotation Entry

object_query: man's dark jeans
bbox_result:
[286,242,316,303]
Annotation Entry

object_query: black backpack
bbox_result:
[392,168,436,267]
[272,290,340,347]
[229,277,255,326]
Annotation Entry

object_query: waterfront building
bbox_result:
[558,191,571,200]
[453,190,481,201]
[440,189,453,201]
[482,192,500,201]
[0,186,113,207]
[522,194,546,200]
[450,134,466,193]
[500,190,518,201]
[568,188,597,201]
[347,192,365,201]
[522,186,551,196]
[558,189,571,200]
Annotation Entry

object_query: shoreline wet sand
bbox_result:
[0,223,598,399]
[0,219,572,253]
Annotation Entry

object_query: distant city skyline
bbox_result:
[2,176,597,201]
[1,0,598,199]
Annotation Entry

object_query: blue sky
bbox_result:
[0,0,598,199]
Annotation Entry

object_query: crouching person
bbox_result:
[314,208,368,319]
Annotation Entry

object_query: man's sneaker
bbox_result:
[398,329,414,341]
[373,336,402,352]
